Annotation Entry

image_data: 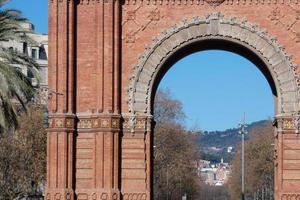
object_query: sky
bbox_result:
[4,0,48,34]
[158,51,274,131]
[5,0,274,131]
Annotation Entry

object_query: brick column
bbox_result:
[73,0,122,199]
[46,0,76,199]
[121,115,154,200]
[75,114,121,200]
[275,116,300,200]
[46,115,76,200]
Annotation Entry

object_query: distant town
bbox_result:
[197,158,231,186]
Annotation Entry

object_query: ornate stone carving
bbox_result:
[136,119,146,129]
[48,116,75,129]
[283,119,295,130]
[77,116,121,130]
[123,193,147,200]
[101,193,108,200]
[205,0,225,7]
[122,115,154,132]
[128,13,299,116]
[73,190,120,200]
[123,4,163,44]
[122,115,137,132]
[268,5,300,43]
[78,119,93,129]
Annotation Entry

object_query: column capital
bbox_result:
[275,114,300,133]
[122,114,154,134]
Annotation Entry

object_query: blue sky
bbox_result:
[158,51,274,131]
[5,0,274,131]
[4,0,48,34]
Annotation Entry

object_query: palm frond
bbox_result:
[0,2,39,131]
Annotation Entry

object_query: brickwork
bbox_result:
[47,0,300,200]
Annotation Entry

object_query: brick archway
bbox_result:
[47,1,300,200]
[128,13,299,115]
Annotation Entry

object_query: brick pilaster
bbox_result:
[275,116,300,200]
[121,115,154,200]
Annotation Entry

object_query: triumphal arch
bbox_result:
[46,0,300,199]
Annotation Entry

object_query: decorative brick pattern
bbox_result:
[268,5,300,43]
[77,117,120,130]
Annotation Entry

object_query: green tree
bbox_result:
[0,0,38,131]
[227,121,274,200]
[0,105,46,199]
[153,89,201,200]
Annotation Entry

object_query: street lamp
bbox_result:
[239,113,248,200]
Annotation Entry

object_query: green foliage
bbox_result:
[0,0,38,130]
[153,89,201,200]
[227,121,274,200]
[0,105,47,199]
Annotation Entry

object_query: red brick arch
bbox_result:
[47,1,300,200]
[128,13,299,115]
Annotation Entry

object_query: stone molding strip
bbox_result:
[124,0,299,5]
[77,114,121,132]
[128,12,300,116]
[48,114,76,131]
[276,114,300,132]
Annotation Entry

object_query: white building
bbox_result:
[198,159,231,186]
[0,22,48,104]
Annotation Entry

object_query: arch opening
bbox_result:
[150,38,278,115]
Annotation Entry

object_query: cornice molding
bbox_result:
[123,0,299,6]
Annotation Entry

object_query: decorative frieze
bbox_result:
[45,189,74,200]
[276,115,300,132]
[283,118,296,130]
[48,115,76,130]
[124,0,299,5]
[122,115,153,132]
[122,193,147,200]
[77,115,121,130]
[73,190,120,200]
[205,0,225,7]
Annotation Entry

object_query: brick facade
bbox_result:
[47,1,300,200]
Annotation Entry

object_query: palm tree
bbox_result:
[0,0,39,131]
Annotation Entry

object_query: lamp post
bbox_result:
[239,113,248,200]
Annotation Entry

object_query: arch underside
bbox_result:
[128,13,300,117]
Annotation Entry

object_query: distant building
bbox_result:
[198,158,230,186]
[0,22,48,104]
[227,146,233,153]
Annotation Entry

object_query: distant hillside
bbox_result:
[195,120,271,163]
